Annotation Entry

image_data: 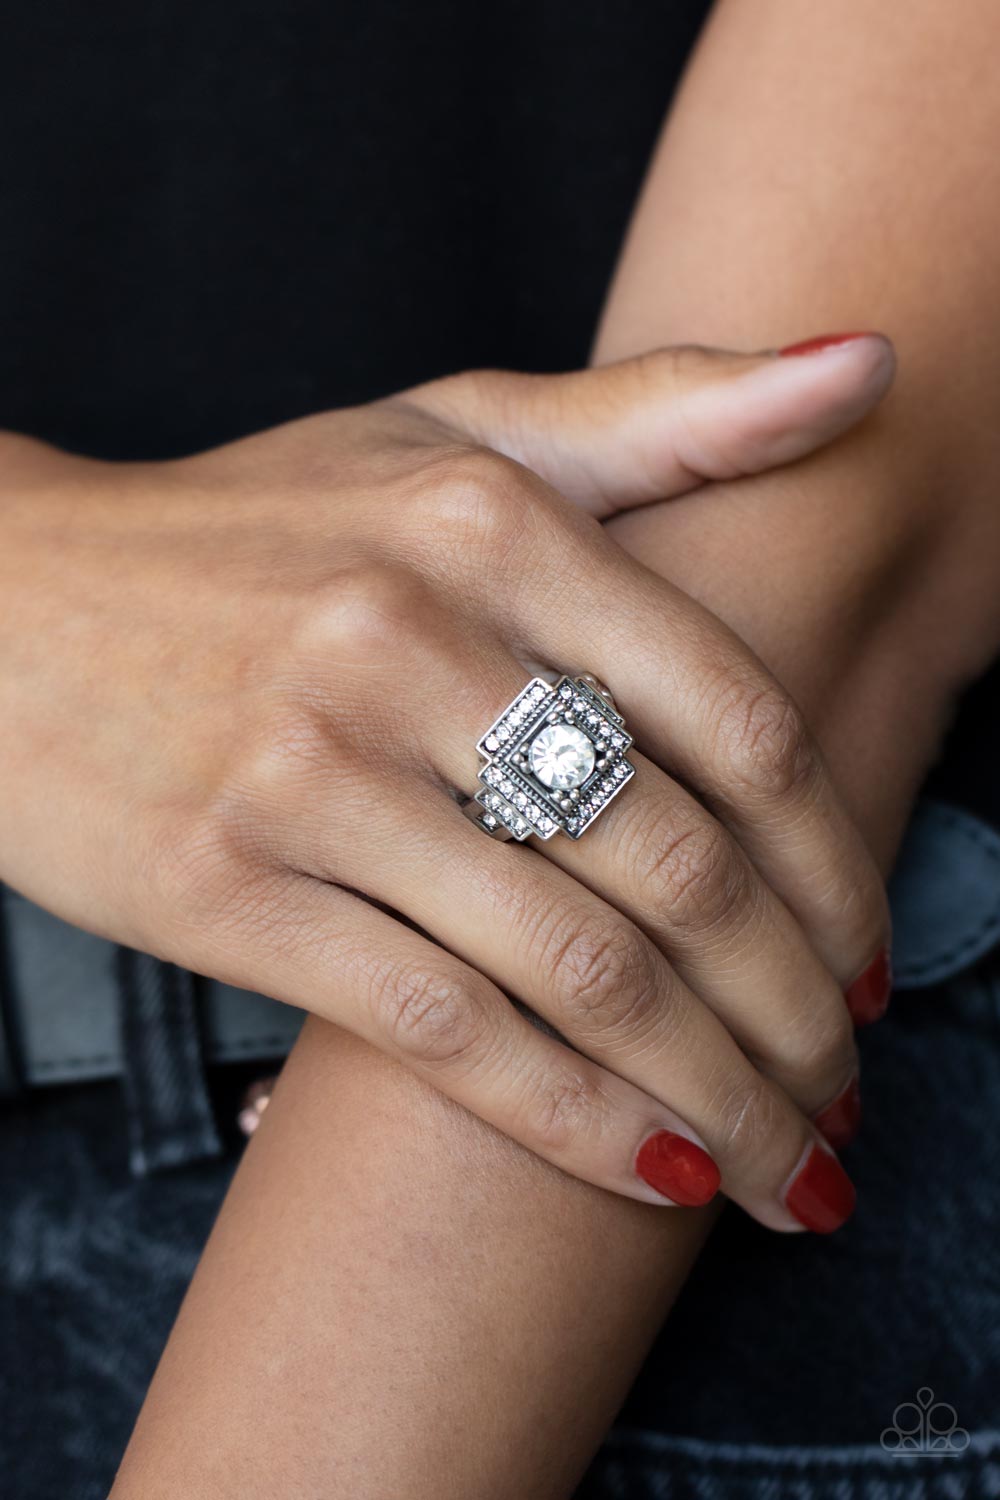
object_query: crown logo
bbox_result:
[880,1387,970,1457]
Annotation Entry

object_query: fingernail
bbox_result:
[813,1076,862,1150]
[635,1130,721,1207]
[785,1144,856,1233]
[845,949,892,1026]
[779,332,877,357]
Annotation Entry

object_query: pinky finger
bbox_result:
[211,870,722,1211]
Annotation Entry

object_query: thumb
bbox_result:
[406,334,895,517]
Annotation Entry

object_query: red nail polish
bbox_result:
[636,1130,721,1207]
[814,1077,862,1150]
[779,332,875,357]
[845,949,892,1027]
[785,1145,856,1233]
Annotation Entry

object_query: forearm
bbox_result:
[112,1023,711,1499]
[599,0,1000,865]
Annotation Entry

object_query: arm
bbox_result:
[113,2,1000,1494]
[113,1022,711,1500]
[598,0,1000,854]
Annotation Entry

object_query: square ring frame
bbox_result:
[470,675,635,841]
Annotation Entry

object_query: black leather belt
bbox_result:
[0,885,302,1094]
[0,884,303,1174]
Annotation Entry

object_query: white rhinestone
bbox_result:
[526,803,540,820]
[496,725,510,742]
[531,684,546,701]
[614,764,627,780]
[514,817,528,835]
[500,778,514,796]
[559,683,573,699]
[611,733,625,749]
[586,711,600,727]
[488,793,501,808]
[482,813,498,829]
[528,724,596,790]
[514,792,527,809]
[573,697,586,713]
[484,766,500,785]
[538,816,554,833]
[484,733,499,751]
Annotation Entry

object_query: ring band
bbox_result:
[467,673,636,841]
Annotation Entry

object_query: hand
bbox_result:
[0,336,893,1230]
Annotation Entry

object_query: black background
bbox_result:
[0,0,994,811]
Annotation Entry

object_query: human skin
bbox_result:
[0,345,890,1225]
[106,0,1000,1494]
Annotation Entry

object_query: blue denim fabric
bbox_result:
[1,799,999,1499]
[577,950,1000,1498]
[0,1084,236,1499]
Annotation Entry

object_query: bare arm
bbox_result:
[112,2,1000,1495]
[598,0,1000,845]
[111,1024,709,1499]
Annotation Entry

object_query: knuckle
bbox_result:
[140,711,338,930]
[712,1071,785,1162]
[775,1002,857,1094]
[416,447,539,558]
[143,796,265,934]
[241,706,339,804]
[628,805,743,933]
[377,966,491,1069]
[645,343,717,394]
[715,679,817,801]
[550,912,662,1039]
[301,561,432,662]
[520,1066,601,1154]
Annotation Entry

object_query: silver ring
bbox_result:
[466,673,636,841]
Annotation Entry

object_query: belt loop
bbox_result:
[116,948,223,1175]
[0,885,26,1096]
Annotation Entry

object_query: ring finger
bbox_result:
[423,645,859,1135]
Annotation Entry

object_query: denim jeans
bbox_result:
[2,799,999,1499]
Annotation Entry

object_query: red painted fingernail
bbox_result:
[779,332,875,357]
[813,1077,862,1150]
[845,949,892,1026]
[635,1130,721,1207]
[785,1145,856,1233]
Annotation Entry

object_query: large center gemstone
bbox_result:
[529,724,595,790]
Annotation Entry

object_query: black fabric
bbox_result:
[0,0,995,816]
[926,660,1000,831]
[0,887,25,1095]
[0,0,706,458]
